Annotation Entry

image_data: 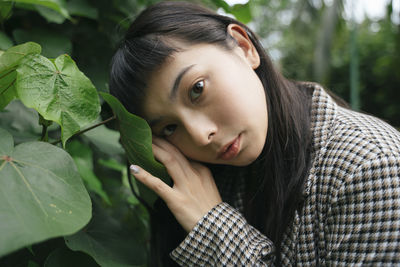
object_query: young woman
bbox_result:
[109,1,400,266]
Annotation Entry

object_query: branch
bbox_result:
[51,115,116,145]
[40,124,49,142]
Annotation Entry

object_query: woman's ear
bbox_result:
[227,24,260,69]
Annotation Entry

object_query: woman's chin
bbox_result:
[229,148,264,166]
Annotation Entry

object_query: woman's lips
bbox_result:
[218,134,241,160]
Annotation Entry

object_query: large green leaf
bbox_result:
[65,199,148,267]
[16,53,101,147]
[0,42,41,110]
[0,128,92,257]
[100,92,170,207]
[3,0,70,19]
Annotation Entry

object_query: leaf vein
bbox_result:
[12,158,71,187]
[10,161,48,217]
[0,160,6,171]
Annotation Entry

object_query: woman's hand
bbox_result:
[130,137,222,233]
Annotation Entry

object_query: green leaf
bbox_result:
[230,3,252,24]
[211,0,252,24]
[0,128,92,257]
[66,140,111,205]
[0,1,13,23]
[4,0,70,19]
[0,31,13,50]
[211,0,230,12]
[44,248,99,267]
[35,5,66,24]
[65,200,148,267]
[13,29,71,58]
[100,92,170,207]
[66,0,98,20]
[0,42,42,74]
[16,54,101,147]
[0,42,41,110]
[0,67,16,110]
[13,2,37,11]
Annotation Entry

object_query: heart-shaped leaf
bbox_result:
[16,53,100,147]
[100,92,170,207]
[0,127,92,257]
[0,42,41,110]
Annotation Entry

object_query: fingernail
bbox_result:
[130,165,140,174]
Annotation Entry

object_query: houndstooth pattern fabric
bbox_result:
[170,84,400,266]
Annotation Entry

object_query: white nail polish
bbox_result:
[130,165,140,174]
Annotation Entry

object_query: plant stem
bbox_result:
[51,115,116,145]
[40,124,48,142]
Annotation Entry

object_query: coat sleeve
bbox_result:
[323,152,400,265]
[170,202,275,266]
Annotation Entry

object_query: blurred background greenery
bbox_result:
[0,0,398,266]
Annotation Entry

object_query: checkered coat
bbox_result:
[170,84,400,266]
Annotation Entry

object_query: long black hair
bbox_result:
[109,1,312,266]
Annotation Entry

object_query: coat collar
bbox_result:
[303,83,338,196]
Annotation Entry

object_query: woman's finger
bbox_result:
[129,164,174,202]
[153,136,188,165]
[153,137,199,179]
[152,143,190,186]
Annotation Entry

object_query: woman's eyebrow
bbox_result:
[169,64,196,101]
[148,117,163,128]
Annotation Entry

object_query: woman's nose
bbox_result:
[183,116,216,146]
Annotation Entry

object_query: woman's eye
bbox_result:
[189,80,204,102]
[162,124,176,137]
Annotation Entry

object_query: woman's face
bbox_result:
[142,33,268,166]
